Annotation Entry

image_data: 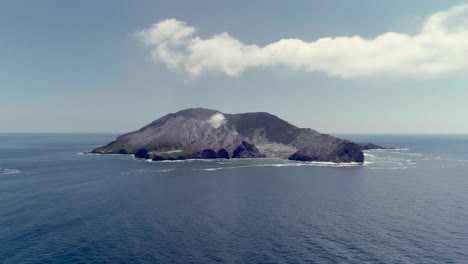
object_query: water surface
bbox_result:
[1,134,467,263]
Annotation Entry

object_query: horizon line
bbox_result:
[1,132,467,136]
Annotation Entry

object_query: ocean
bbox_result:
[0,134,467,263]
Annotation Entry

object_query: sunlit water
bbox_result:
[1,134,467,263]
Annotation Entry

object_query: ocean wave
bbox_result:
[147,159,219,163]
[388,152,424,156]
[197,167,225,171]
[156,168,177,172]
[435,158,468,163]
[365,149,423,157]
[130,168,178,173]
[194,161,365,171]
[369,166,413,170]
[0,168,21,175]
[366,148,409,152]
[421,156,468,163]
[362,148,421,170]
[441,158,468,162]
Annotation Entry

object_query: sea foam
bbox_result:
[0,168,21,175]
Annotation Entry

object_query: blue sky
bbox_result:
[1,0,467,133]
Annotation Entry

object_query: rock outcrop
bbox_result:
[288,140,364,163]
[200,148,231,159]
[232,141,266,158]
[356,142,391,150]
[134,149,150,159]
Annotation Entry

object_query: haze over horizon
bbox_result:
[2,0,467,134]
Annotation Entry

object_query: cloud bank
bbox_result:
[137,4,468,78]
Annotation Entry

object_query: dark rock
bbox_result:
[200,149,218,159]
[217,148,230,159]
[134,149,150,159]
[152,155,165,161]
[89,147,106,154]
[232,141,266,158]
[289,140,364,163]
[199,149,231,159]
[186,152,201,159]
[118,149,128,154]
[357,142,392,150]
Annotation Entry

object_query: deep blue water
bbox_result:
[1,134,467,263]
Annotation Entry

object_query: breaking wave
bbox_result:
[0,168,21,175]
[364,149,419,169]
[195,161,364,171]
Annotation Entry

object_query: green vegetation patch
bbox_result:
[149,149,192,159]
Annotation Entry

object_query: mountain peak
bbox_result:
[172,108,222,119]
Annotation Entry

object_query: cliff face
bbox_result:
[91,108,371,162]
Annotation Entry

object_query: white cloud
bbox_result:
[207,113,226,128]
[137,4,468,78]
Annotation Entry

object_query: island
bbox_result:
[91,108,387,163]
